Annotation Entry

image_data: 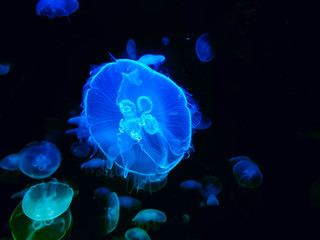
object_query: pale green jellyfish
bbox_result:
[125,227,151,240]
[105,192,120,234]
[132,209,166,232]
[10,202,72,240]
[22,180,74,221]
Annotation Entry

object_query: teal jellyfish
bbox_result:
[195,32,215,62]
[125,227,151,240]
[18,141,61,179]
[132,209,166,231]
[36,0,79,19]
[229,156,263,188]
[10,202,72,240]
[105,192,120,234]
[22,180,74,221]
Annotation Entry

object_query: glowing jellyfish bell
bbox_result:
[0,63,10,75]
[132,209,166,232]
[0,153,20,171]
[10,202,72,240]
[67,57,204,191]
[125,227,151,240]
[36,0,79,19]
[229,156,263,188]
[119,196,142,210]
[195,32,215,62]
[22,180,74,221]
[18,141,61,179]
[105,192,120,234]
[126,39,137,60]
[199,176,222,206]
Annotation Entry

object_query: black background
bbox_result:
[0,0,317,239]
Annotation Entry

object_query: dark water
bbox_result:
[0,0,316,239]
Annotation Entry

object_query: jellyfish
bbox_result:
[36,0,79,19]
[10,201,72,240]
[22,180,74,221]
[126,39,137,60]
[18,141,61,179]
[137,54,165,70]
[67,57,203,191]
[81,158,108,169]
[94,187,112,198]
[119,196,142,210]
[11,188,29,199]
[0,153,20,171]
[195,32,215,62]
[161,37,170,46]
[180,180,201,190]
[230,156,263,188]
[182,214,190,223]
[70,141,91,158]
[199,176,222,206]
[125,227,151,240]
[132,209,166,231]
[104,192,120,234]
[0,63,10,75]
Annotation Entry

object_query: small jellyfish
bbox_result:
[22,180,74,221]
[104,192,120,234]
[36,0,79,19]
[200,176,222,206]
[196,115,212,130]
[94,187,112,198]
[195,32,215,62]
[180,180,201,190]
[11,188,29,199]
[132,209,166,232]
[137,54,165,70]
[10,201,72,240]
[0,63,10,75]
[70,141,91,158]
[125,227,151,240]
[126,39,137,60]
[0,154,20,171]
[182,214,190,223]
[230,156,263,188]
[18,141,61,179]
[161,37,170,46]
[119,196,142,210]
[81,158,108,169]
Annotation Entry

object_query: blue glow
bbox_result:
[67,58,202,191]
[81,158,108,169]
[119,196,142,209]
[11,188,29,199]
[22,180,74,221]
[36,0,79,19]
[0,154,20,171]
[132,209,166,231]
[18,141,61,179]
[231,157,263,188]
[161,37,170,46]
[105,192,120,234]
[195,33,215,62]
[70,142,91,158]
[180,180,201,189]
[200,176,222,206]
[0,63,10,75]
[93,187,112,198]
[10,202,72,240]
[126,39,137,60]
[125,227,151,240]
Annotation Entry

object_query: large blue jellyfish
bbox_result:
[36,0,79,19]
[67,57,203,191]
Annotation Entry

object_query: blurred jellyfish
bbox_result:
[229,156,263,188]
[81,158,108,169]
[200,176,222,206]
[182,214,190,223]
[119,196,141,210]
[22,180,74,221]
[196,115,212,130]
[180,180,201,190]
[70,141,91,158]
[137,54,165,70]
[0,63,10,75]
[10,201,72,240]
[94,187,112,198]
[11,188,29,199]
[36,0,79,19]
[104,192,120,234]
[125,227,151,240]
[161,37,170,46]
[0,154,20,171]
[126,39,137,60]
[195,32,215,62]
[67,57,204,191]
[18,141,61,179]
[132,209,166,231]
